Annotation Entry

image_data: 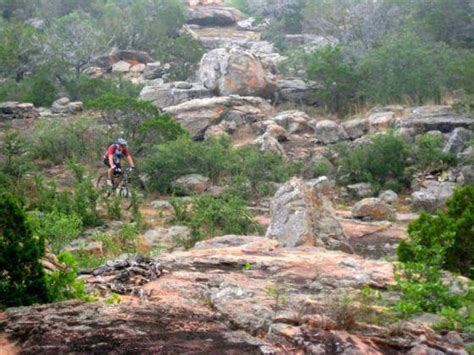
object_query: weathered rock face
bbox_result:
[139,82,212,109]
[112,60,132,73]
[342,119,369,140]
[368,111,395,133]
[1,236,466,354]
[163,95,274,139]
[199,47,276,98]
[275,78,319,105]
[253,132,286,156]
[347,183,373,199]
[352,198,395,221]
[443,127,472,155]
[270,110,313,135]
[172,173,211,195]
[411,181,457,213]
[186,6,241,26]
[379,190,399,204]
[315,120,348,144]
[51,97,83,115]
[398,106,474,134]
[111,49,154,64]
[0,101,39,120]
[266,177,351,252]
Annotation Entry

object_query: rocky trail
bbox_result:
[1,0,473,354]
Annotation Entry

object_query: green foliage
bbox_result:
[189,193,260,240]
[0,193,49,308]
[337,131,409,192]
[144,136,301,194]
[86,94,184,150]
[30,116,109,164]
[394,186,474,326]
[412,133,456,170]
[29,211,82,255]
[0,129,33,185]
[45,252,95,302]
[398,186,474,278]
[30,163,101,227]
[106,195,122,220]
[311,157,334,178]
[358,32,455,105]
[65,75,143,102]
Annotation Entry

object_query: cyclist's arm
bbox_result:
[124,148,135,168]
[108,154,115,169]
[127,155,135,168]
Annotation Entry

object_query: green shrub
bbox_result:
[306,45,359,114]
[337,131,409,192]
[394,186,474,323]
[311,157,334,178]
[0,193,49,308]
[30,116,109,164]
[189,193,260,242]
[65,75,143,101]
[144,136,301,194]
[358,32,455,105]
[30,163,101,227]
[86,94,184,151]
[412,133,456,170]
[45,252,95,302]
[29,211,82,255]
[224,0,250,14]
[398,185,474,278]
[0,129,33,184]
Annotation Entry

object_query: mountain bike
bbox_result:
[96,167,147,209]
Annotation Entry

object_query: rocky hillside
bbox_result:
[0,0,473,354]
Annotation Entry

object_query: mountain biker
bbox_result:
[103,138,135,186]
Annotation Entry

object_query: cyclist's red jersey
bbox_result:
[105,144,130,158]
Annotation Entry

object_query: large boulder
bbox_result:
[411,181,457,213]
[368,112,395,133]
[352,198,395,221]
[0,101,39,120]
[275,78,319,105]
[443,127,472,155]
[172,174,211,195]
[342,119,369,140]
[186,6,241,26]
[199,47,276,98]
[270,111,313,135]
[398,106,474,134]
[163,95,274,139]
[314,120,348,144]
[139,82,211,109]
[253,132,286,156]
[51,97,83,115]
[266,177,351,252]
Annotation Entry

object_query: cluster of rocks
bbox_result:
[80,255,163,296]
[0,101,39,120]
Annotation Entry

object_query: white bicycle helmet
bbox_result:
[117,138,128,147]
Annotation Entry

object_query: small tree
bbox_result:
[306,45,359,114]
[0,193,49,308]
[398,185,474,278]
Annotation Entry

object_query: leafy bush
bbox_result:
[29,116,110,164]
[358,32,455,105]
[306,45,359,114]
[337,131,409,192]
[173,193,260,248]
[144,136,301,194]
[86,94,184,151]
[29,211,82,255]
[0,129,33,184]
[65,75,143,102]
[0,193,49,308]
[45,252,95,302]
[394,186,474,325]
[30,163,101,227]
[412,133,456,170]
[398,185,474,278]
